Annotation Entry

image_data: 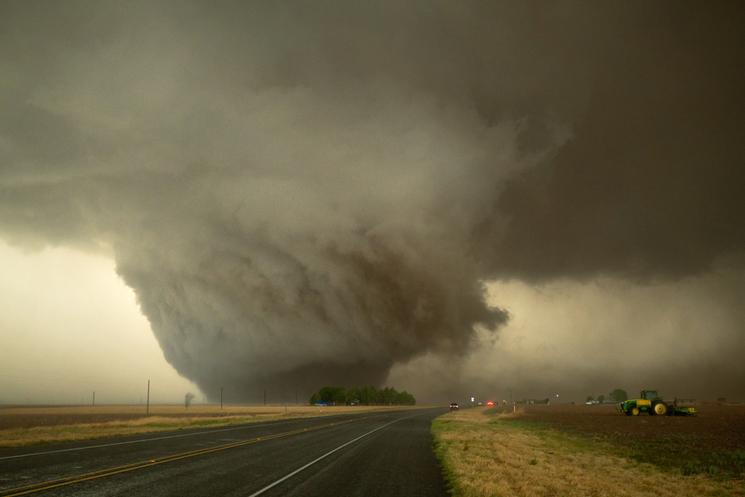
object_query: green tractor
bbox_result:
[617,390,696,416]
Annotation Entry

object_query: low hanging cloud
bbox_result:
[1,1,743,400]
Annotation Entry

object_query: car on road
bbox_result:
[449,402,459,410]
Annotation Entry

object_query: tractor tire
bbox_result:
[653,402,668,416]
[631,407,640,416]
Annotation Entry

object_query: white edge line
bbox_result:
[0,414,362,461]
[246,413,420,497]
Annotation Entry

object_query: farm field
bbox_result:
[0,404,421,447]
[520,403,745,478]
[433,405,745,497]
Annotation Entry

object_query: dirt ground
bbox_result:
[521,403,745,448]
[512,403,745,478]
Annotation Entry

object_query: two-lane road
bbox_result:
[0,408,448,496]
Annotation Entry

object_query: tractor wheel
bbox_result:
[653,402,668,416]
[631,407,640,416]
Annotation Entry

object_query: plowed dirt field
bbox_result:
[510,403,745,478]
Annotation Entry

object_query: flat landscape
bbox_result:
[0,404,422,447]
[0,408,447,497]
[519,403,745,478]
[433,404,745,497]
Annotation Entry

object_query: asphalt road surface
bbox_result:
[0,408,448,496]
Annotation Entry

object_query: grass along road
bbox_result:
[432,407,745,497]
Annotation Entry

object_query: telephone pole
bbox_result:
[146,379,151,416]
[92,391,95,407]
[220,387,223,410]
[263,389,266,406]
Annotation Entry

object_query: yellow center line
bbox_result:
[1,416,369,497]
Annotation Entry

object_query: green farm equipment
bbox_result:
[617,390,696,416]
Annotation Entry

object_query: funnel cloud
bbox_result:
[1,1,743,401]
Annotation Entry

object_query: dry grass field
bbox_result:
[433,405,745,497]
[0,404,420,447]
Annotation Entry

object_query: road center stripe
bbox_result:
[0,417,368,497]
[246,413,419,497]
[0,413,373,461]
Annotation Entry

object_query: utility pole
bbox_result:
[220,387,223,410]
[263,389,266,406]
[146,379,150,416]
[92,391,95,407]
[509,388,515,413]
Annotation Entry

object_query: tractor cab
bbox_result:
[640,390,660,400]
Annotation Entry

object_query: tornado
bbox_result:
[0,1,743,401]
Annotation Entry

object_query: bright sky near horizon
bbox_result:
[0,240,201,404]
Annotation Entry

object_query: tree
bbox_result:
[317,386,346,405]
[586,395,594,402]
[360,385,377,405]
[609,389,628,402]
[396,390,416,405]
[346,387,362,405]
[597,394,605,404]
[308,385,416,406]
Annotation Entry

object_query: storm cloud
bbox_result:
[1,1,743,401]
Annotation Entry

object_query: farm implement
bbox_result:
[617,390,696,416]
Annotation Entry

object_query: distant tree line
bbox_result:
[609,389,628,401]
[309,386,416,406]
[586,389,628,403]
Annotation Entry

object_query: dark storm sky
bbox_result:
[1,1,743,401]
